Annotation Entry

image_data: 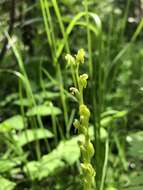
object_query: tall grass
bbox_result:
[0,0,143,189]
[31,0,143,188]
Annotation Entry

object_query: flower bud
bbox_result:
[69,87,79,96]
[65,54,75,66]
[81,126,88,135]
[81,163,95,177]
[80,144,86,159]
[87,142,95,159]
[79,104,90,119]
[79,74,88,88]
[80,115,87,126]
[76,49,85,64]
[73,119,80,129]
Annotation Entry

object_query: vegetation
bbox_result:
[0,0,143,190]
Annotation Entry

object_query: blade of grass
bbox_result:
[52,0,70,53]
[56,12,101,60]
[84,0,93,77]
[99,139,109,190]
[7,34,52,158]
[107,18,143,93]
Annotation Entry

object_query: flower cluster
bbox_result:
[65,48,85,66]
[74,104,95,190]
[65,49,95,190]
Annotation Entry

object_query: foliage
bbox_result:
[0,0,143,189]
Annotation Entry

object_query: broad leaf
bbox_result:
[26,105,62,116]
[24,136,81,180]
[0,176,16,190]
[101,110,127,128]
[0,159,19,173]
[35,91,60,100]
[0,115,24,132]
[13,99,30,107]
[14,129,54,146]
[13,92,60,107]
[127,131,143,159]
[124,186,143,190]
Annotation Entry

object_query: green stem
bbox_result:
[84,0,93,77]
[100,139,109,190]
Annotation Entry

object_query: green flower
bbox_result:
[87,142,95,159]
[70,87,79,95]
[81,163,95,177]
[79,74,88,88]
[76,49,85,64]
[65,54,75,66]
[79,104,90,119]
[73,119,80,129]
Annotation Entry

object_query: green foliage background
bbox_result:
[0,0,143,189]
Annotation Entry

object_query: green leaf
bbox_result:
[24,136,81,180]
[89,125,108,141]
[127,131,143,159]
[102,110,122,117]
[13,98,30,107]
[0,159,19,173]
[101,110,127,128]
[36,91,60,100]
[129,172,143,186]
[13,92,59,107]
[13,129,54,146]
[106,187,117,190]
[0,93,18,107]
[124,186,143,190]
[0,115,24,132]
[26,105,62,116]
[0,176,16,190]
[0,154,27,173]
[24,158,65,181]
[100,127,108,140]
[101,117,113,128]
[56,136,80,165]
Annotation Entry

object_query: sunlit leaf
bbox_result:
[101,110,127,128]
[0,115,24,132]
[36,91,60,100]
[13,99,30,107]
[127,131,143,159]
[24,136,81,180]
[0,176,16,190]
[0,159,19,173]
[14,129,54,146]
[124,186,143,190]
[26,105,62,116]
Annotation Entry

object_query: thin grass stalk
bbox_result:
[57,64,69,138]
[99,139,109,190]
[40,0,52,46]
[40,0,69,137]
[84,0,93,78]
[107,18,143,94]
[52,0,70,53]
[40,0,56,66]
[42,68,70,139]
[92,19,104,190]
[50,102,58,145]
[67,109,76,136]
[0,70,36,181]
[42,68,77,103]
[44,0,57,65]
[18,79,35,159]
[7,35,52,159]
[39,61,53,151]
[120,0,131,42]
